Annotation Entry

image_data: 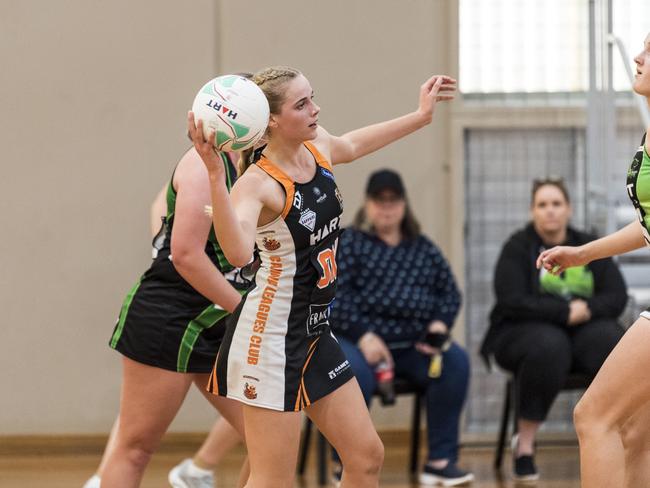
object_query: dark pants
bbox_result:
[493,319,624,422]
[336,336,470,463]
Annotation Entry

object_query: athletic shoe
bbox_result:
[418,463,474,486]
[168,459,215,488]
[513,455,539,483]
[82,474,101,488]
[511,434,539,483]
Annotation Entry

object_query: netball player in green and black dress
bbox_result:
[84,166,249,488]
[100,147,253,488]
[190,66,456,488]
[537,33,650,488]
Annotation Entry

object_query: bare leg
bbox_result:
[191,417,242,469]
[193,374,246,438]
[83,416,120,480]
[516,419,541,455]
[241,405,303,488]
[574,318,650,488]
[306,378,384,488]
[621,399,650,487]
[192,375,249,487]
[102,357,194,488]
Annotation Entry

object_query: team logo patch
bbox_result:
[299,208,317,231]
[293,190,303,210]
[262,237,281,251]
[243,383,257,400]
[320,167,335,181]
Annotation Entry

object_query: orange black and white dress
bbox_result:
[208,142,354,411]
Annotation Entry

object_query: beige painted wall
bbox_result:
[0,0,459,435]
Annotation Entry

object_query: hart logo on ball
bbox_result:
[192,75,270,152]
[206,99,238,120]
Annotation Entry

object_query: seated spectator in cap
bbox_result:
[480,177,627,482]
[331,169,473,487]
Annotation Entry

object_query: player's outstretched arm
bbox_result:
[537,220,646,274]
[322,75,456,166]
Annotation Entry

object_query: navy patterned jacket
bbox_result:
[330,227,461,346]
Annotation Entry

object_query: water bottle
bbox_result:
[375,361,396,406]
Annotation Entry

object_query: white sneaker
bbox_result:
[168,459,215,488]
[82,474,101,488]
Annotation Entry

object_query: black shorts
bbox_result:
[109,256,229,373]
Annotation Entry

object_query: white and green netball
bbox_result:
[191,75,269,151]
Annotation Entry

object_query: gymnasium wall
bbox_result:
[0,0,459,435]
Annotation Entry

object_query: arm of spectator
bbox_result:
[358,331,394,367]
[494,237,570,325]
[427,241,461,330]
[586,257,628,320]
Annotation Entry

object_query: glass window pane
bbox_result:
[460,0,650,94]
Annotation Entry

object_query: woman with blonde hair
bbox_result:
[189,66,455,487]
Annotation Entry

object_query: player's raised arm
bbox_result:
[188,113,260,268]
[322,75,456,165]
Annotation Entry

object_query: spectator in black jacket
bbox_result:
[481,178,627,482]
[331,169,473,487]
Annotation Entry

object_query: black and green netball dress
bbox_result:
[626,133,650,319]
[109,152,253,373]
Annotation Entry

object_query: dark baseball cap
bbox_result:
[366,169,405,197]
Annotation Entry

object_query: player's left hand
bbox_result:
[416,75,457,123]
[536,245,588,275]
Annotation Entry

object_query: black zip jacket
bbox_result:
[480,223,627,357]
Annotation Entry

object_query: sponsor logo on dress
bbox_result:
[310,216,341,245]
[320,167,335,181]
[313,186,327,204]
[243,375,259,382]
[262,237,281,251]
[243,383,257,400]
[328,360,350,380]
[299,208,317,231]
[306,301,332,336]
[293,190,303,210]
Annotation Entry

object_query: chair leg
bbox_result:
[410,392,422,474]
[297,416,312,475]
[317,431,328,485]
[494,378,512,470]
[511,377,519,437]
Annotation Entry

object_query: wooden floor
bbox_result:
[0,444,580,487]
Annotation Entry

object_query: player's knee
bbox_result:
[344,436,384,476]
[119,435,157,470]
[365,436,384,474]
[574,395,604,441]
[574,397,590,438]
